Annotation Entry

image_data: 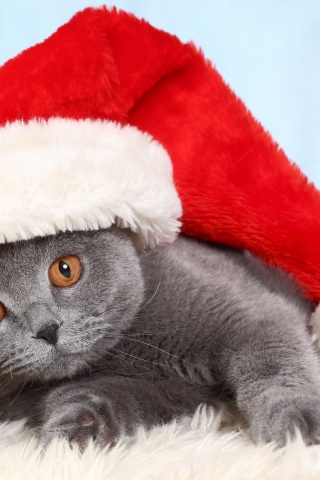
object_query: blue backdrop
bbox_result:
[1,1,319,186]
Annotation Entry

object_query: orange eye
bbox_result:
[0,302,5,321]
[48,255,82,288]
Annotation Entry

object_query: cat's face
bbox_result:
[0,228,144,383]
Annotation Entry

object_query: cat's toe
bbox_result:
[80,413,95,427]
[70,412,115,449]
[249,388,320,447]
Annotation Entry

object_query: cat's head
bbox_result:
[0,228,144,383]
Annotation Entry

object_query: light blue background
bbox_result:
[1,1,319,187]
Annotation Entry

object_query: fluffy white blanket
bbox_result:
[0,403,318,480]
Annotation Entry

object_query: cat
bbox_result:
[0,226,320,449]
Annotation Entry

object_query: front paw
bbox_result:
[249,387,320,447]
[39,384,121,449]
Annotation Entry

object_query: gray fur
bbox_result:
[0,227,319,448]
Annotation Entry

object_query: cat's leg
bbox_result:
[38,376,205,448]
[217,309,320,446]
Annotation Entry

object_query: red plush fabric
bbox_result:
[128,48,320,303]
[0,7,319,302]
[0,8,125,123]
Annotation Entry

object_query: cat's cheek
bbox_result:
[0,324,23,357]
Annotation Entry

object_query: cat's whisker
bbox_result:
[1,353,52,377]
[85,333,202,376]
[0,351,34,370]
[0,360,20,375]
[135,303,175,321]
[7,378,28,407]
[110,347,171,370]
[28,379,35,391]
[136,278,162,313]
[2,365,25,377]
[85,345,155,375]
[91,347,152,372]
[0,378,15,393]
[118,335,203,370]
[0,358,13,369]
[118,330,173,336]
[95,334,222,383]
[99,331,208,372]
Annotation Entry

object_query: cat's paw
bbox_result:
[39,384,121,449]
[248,387,320,447]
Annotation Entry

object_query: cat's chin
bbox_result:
[22,348,95,382]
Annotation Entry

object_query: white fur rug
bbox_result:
[0,404,319,480]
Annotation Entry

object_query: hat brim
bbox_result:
[0,118,182,248]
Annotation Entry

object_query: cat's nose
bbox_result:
[36,324,59,345]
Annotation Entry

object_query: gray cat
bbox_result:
[0,227,319,448]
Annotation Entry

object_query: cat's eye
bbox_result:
[0,302,6,321]
[49,255,82,287]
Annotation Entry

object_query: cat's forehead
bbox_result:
[0,227,126,271]
[0,235,63,264]
[0,230,97,260]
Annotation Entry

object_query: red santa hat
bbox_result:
[1,7,320,302]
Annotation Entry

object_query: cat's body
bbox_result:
[0,228,320,447]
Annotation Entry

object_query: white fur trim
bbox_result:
[0,119,182,247]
